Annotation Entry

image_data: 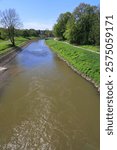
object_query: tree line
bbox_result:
[0,9,53,46]
[0,28,40,39]
[53,3,100,45]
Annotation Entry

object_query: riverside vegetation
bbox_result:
[46,3,100,88]
[46,39,100,87]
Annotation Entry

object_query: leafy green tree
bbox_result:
[22,29,30,37]
[54,3,100,45]
[53,23,62,38]
[72,3,100,45]
[64,16,78,43]
[53,12,72,40]
[73,3,91,20]
[28,29,39,37]
[88,7,100,45]
[15,29,24,37]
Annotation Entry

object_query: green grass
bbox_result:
[0,36,37,54]
[46,39,100,86]
[0,41,11,54]
[15,36,36,46]
[79,45,100,52]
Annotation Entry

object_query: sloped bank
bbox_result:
[45,39,100,92]
[0,38,39,72]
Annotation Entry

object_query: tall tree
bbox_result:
[64,16,78,43]
[88,6,100,45]
[0,9,22,46]
[53,3,100,45]
[72,3,100,45]
[53,12,72,40]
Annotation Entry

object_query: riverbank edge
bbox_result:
[0,38,39,68]
[45,41,100,92]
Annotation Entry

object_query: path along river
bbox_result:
[0,40,99,150]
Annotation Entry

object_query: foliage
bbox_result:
[22,30,30,37]
[14,29,53,39]
[53,3,100,46]
[0,28,8,40]
[15,29,39,37]
[64,16,78,43]
[46,40,100,85]
[53,12,72,40]
[44,29,54,38]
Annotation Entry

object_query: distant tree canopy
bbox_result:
[53,3,100,45]
[0,27,53,40]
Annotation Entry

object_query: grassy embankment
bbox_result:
[63,41,100,53]
[46,39,100,86]
[0,37,37,55]
[78,45,100,52]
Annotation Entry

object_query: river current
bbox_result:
[0,40,99,150]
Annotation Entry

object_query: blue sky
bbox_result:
[0,0,99,30]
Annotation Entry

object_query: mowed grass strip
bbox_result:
[79,45,100,52]
[0,41,11,54]
[46,39,100,86]
[0,37,36,54]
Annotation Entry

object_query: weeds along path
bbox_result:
[61,41,100,55]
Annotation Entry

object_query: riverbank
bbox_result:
[0,37,38,54]
[0,37,39,72]
[45,39,100,91]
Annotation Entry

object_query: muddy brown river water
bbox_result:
[0,40,99,150]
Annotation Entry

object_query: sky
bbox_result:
[0,0,99,30]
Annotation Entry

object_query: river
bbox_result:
[0,40,99,150]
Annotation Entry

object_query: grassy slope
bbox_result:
[64,41,100,52]
[0,37,36,54]
[78,45,100,52]
[46,39,100,86]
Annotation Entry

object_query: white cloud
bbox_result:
[23,22,53,30]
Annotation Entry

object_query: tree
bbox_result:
[72,3,100,45]
[22,29,30,38]
[73,3,90,20]
[53,23,62,38]
[28,29,39,37]
[53,3,100,45]
[88,6,100,45]
[53,12,72,40]
[0,9,22,46]
[64,16,78,43]
[44,29,53,38]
